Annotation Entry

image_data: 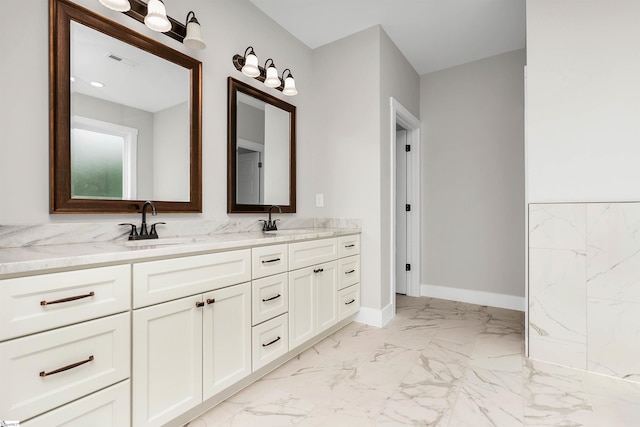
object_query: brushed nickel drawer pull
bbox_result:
[196,301,205,308]
[261,258,281,264]
[262,294,281,302]
[345,244,356,248]
[345,269,356,274]
[262,336,281,347]
[345,299,356,305]
[39,355,94,377]
[40,291,95,306]
[313,268,324,273]
[206,298,216,305]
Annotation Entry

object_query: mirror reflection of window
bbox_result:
[71,116,137,200]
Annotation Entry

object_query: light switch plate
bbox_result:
[315,194,324,207]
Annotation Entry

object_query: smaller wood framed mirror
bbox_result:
[227,77,296,213]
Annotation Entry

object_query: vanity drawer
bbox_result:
[252,273,288,326]
[0,312,130,422]
[338,283,360,321]
[338,255,360,290]
[289,238,337,271]
[252,244,288,279]
[252,313,288,371]
[338,235,360,258]
[0,265,131,341]
[21,380,131,427]
[133,249,251,308]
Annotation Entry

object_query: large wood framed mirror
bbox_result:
[227,77,296,213]
[50,0,202,213]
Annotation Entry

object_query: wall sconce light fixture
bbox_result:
[233,47,298,96]
[97,0,206,50]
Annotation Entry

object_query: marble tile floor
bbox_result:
[187,295,640,426]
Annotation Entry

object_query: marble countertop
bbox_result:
[0,228,360,277]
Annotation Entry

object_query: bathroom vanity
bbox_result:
[0,229,360,426]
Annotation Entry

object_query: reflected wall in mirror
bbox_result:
[50,0,202,213]
[227,77,296,213]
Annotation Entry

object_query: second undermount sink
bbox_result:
[123,236,209,247]
[264,229,316,236]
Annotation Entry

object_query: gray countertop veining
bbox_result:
[0,228,360,277]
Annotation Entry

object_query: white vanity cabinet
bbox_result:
[250,245,290,370]
[0,265,131,425]
[288,239,340,350]
[336,235,361,321]
[132,253,252,427]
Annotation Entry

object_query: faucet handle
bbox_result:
[119,223,138,240]
[272,219,280,231]
[150,222,166,238]
[259,220,268,231]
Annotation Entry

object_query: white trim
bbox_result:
[524,65,530,357]
[353,303,394,328]
[237,138,265,153]
[421,284,525,312]
[389,98,422,315]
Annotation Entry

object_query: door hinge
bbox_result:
[258,162,263,168]
[405,264,411,271]
[405,144,411,152]
[405,204,411,212]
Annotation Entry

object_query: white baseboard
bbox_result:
[354,302,395,327]
[421,284,525,312]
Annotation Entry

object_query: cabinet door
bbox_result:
[315,261,338,334]
[132,295,203,427]
[202,283,252,400]
[21,380,130,427]
[288,267,315,350]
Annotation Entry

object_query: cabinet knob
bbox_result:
[313,268,324,274]
[195,301,205,308]
[206,298,216,305]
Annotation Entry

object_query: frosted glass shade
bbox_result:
[283,76,297,96]
[264,65,281,88]
[184,20,206,50]
[242,53,260,78]
[98,0,131,12]
[144,0,171,32]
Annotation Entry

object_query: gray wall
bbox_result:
[420,49,526,298]
[527,0,640,202]
[153,101,189,201]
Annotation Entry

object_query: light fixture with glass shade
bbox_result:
[144,0,171,32]
[263,59,281,88]
[241,47,260,78]
[183,11,206,50]
[282,69,297,96]
[232,47,298,95]
[98,0,131,12]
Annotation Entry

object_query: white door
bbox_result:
[132,295,203,427]
[288,267,315,350]
[202,283,252,400]
[396,129,408,295]
[315,261,338,334]
[237,151,261,204]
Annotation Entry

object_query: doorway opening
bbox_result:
[390,98,421,314]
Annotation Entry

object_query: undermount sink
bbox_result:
[123,236,208,247]
[264,229,316,236]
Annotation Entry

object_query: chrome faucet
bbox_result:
[119,201,165,240]
[261,205,282,231]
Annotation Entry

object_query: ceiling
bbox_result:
[248,0,526,75]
